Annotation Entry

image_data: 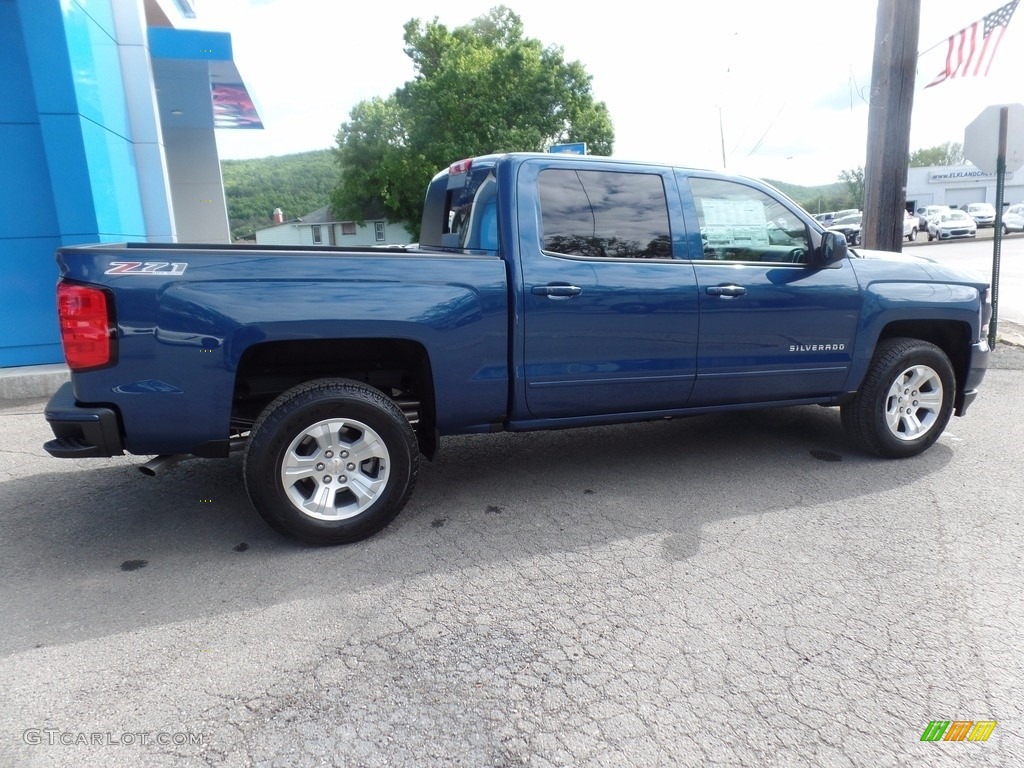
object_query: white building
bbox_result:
[906,164,1024,211]
[254,206,413,247]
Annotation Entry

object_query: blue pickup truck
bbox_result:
[44,153,991,545]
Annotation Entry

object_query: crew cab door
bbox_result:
[516,161,699,419]
[682,174,861,405]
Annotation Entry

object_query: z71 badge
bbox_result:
[104,261,188,276]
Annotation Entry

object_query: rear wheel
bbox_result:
[907,227,918,242]
[244,378,418,545]
[841,338,955,458]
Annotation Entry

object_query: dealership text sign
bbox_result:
[928,167,1016,183]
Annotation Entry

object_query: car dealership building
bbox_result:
[0,0,258,370]
[906,164,1024,213]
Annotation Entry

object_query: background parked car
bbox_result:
[829,213,862,245]
[966,202,996,227]
[927,209,977,241]
[903,210,919,241]
[916,205,951,230]
[851,212,917,244]
[814,208,859,228]
[1004,203,1024,234]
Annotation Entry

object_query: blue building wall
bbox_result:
[1,0,146,367]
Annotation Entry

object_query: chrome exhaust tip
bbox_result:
[138,454,187,476]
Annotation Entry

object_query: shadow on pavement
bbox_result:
[0,403,953,656]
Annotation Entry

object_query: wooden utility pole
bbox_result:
[862,0,921,252]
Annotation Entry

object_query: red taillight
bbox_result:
[448,158,473,175]
[57,282,115,371]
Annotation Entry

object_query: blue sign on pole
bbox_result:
[549,142,587,155]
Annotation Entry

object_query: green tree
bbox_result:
[330,5,615,234]
[838,166,865,208]
[909,141,964,167]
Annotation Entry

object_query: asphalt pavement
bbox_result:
[1,344,1023,767]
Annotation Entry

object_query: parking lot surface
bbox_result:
[1,345,1022,767]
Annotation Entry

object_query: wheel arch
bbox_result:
[875,319,972,399]
[231,337,437,458]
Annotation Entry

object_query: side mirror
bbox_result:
[820,230,848,266]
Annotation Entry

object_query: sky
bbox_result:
[195,0,1024,187]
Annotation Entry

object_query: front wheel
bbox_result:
[244,378,418,545]
[907,228,918,242]
[841,338,955,458]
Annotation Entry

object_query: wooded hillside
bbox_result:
[222,149,335,240]
[764,179,854,216]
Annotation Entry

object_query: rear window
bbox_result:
[419,165,498,252]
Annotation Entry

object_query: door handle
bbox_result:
[532,284,582,298]
[705,285,747,297]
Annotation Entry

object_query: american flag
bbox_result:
[925,0,1020,88]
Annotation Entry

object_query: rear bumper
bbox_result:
[43,382,125,458]
[955,339,990,416]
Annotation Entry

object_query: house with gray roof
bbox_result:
[254,206,413,247]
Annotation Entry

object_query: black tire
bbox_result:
[243,378,418,545]
[907,228,917,242]
[927,231,934,241]
[841,338,955,458]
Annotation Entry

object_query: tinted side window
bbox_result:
[689,177,810,264]
[538,169,672,259]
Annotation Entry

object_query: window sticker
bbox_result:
[701,199,769,248]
